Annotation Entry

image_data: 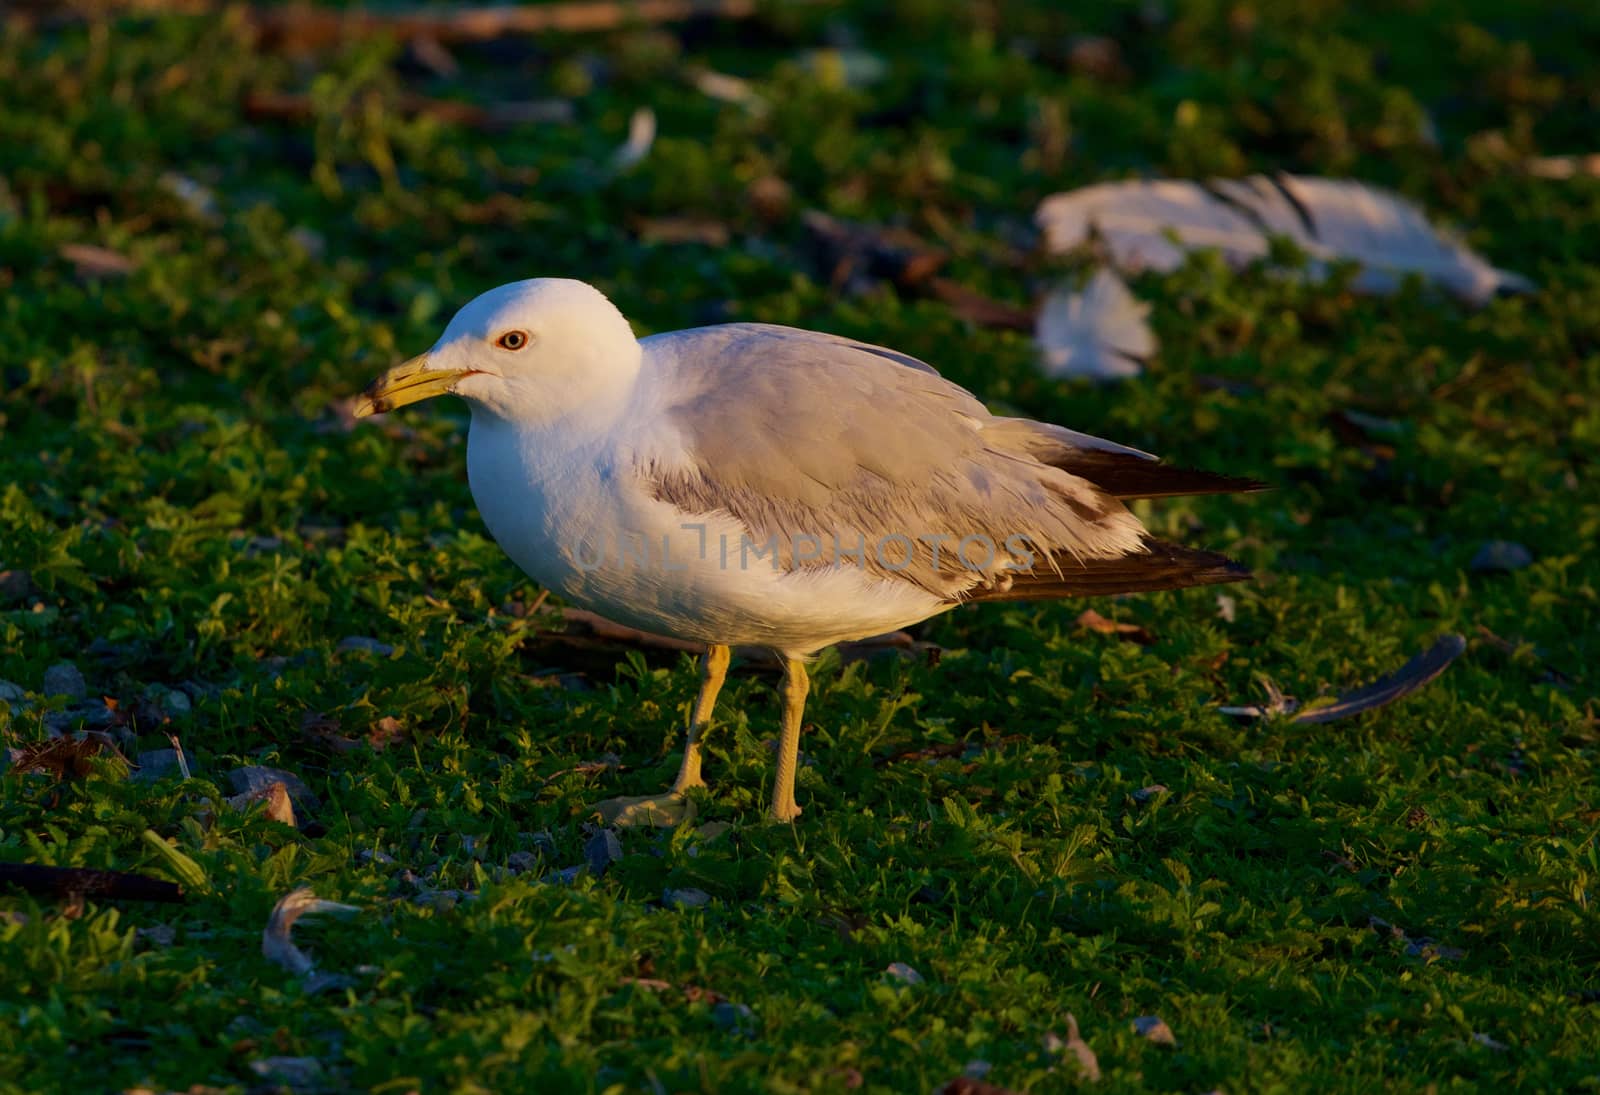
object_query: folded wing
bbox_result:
[640,323,1260,604]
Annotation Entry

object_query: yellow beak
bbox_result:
[351,354,470,418]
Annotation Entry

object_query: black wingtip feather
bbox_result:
[1046,450,1271,501]
[966,538,1251,604]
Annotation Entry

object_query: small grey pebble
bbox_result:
[45,700,115,733]
[663,887,712,909]
[137,924,177,948]
[85,637,129,660]
[227,1015,266,1037]
[506,851,540,873]
[41,662,87,701]
[164,689,192,715]
[303,971,358,996]
[248,1057,323,1085]
[178,679,220,702]
[712,1001,755,1034]
[1471,540,1533,573]
[414,889,473,911]
[0,569,33,603]
[0,680,26,704]
[228,766,319,810]
[338,635,394,656]
[131,749,186,783]
[545,865,585,885]
[289,226,326,259]
[884,961,923,985]
[1130,784,1168,805]
[356,848,396,866]
[584,830,623,875]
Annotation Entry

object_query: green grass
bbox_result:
[2,2,1599,1091]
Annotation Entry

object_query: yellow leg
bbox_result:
[671,643,731,793]
[769,656,809,823]
[594,644,730,828]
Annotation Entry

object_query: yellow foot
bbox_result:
[592,792,697,828]
[768,801,802,824]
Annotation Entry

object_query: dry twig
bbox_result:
[249,0,769,51]
[0,863,185,904]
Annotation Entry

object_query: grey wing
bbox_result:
[638,324,1154,600]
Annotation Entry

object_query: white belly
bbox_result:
[466,417,948,653]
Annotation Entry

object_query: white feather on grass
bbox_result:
[1037,173,1531,305]
[1035,268,1157,381]
[609,107,656,172]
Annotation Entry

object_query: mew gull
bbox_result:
[353,278,1261,823]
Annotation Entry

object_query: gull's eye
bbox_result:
[496,330,531,351]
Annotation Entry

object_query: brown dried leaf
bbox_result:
[632,216,731,247]
[59,243,135,278]
[803,210,947,289]
[407,34,459,76]
[928,278,1036,331]
[1326,409,1402,460]
[299,709,354,751]
[228,780,297,827]
[746,175,792,222]
[1525,153,1600,179]
[1062,34,1129,80]
[873,733,1026,768]
[1076,608,1155,645]
[621,975,729,1006]
[244,90,573,129]
[369,716,406,751]
[9,732,128,782]
[936,1078,1020,1095]
[623,976,674,992]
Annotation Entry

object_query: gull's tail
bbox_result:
[966,537,1251,604]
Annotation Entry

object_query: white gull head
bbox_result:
[355,278,642,428]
